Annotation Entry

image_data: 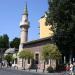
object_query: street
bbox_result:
[0,68,69,75]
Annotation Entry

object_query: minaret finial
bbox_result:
[24,2,28,15]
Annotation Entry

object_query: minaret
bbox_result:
[19,3,29,51]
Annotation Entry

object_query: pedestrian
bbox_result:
[70,64,73,75]
[8,62,12,68]
[66,64,70,71]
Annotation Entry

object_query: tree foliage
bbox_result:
[46,0,75,59]
[0,34,9,54]
[10,37,20,49]
[4,54,14,63]
[0,34,9,49]
[42,44,61,60]
[19,50,34,59]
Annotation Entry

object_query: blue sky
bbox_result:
[0,0,48,41]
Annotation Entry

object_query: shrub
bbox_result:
[47,66,54,73]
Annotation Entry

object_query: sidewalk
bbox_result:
[1,67,65,75]
[4,67,47,73]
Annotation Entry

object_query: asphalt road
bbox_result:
[0,68,69,75]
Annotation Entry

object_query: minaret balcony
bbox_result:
[20,22,29,27]
[20,25,30,28]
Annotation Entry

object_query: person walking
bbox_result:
[70,64,73,75]
[66,64,70,71]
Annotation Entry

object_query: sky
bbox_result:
[0,0,48,41]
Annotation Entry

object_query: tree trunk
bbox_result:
[43,61,45,72]
[56,59,59,70]
[23,59,26,70]
[50,59,51,67]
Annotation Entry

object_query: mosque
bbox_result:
[4,1,75,70]
[16,3,55,70]
[5,2,74,70]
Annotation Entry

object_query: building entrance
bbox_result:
[35,54,39,64]
[29,53,39,69]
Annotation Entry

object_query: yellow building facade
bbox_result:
[39,15,54,38]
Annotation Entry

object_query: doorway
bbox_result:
[29,53,39,69]
[35,53,39,64]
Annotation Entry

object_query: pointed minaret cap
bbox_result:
[23,2,28,15]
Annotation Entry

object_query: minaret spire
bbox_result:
[23,2,28,15]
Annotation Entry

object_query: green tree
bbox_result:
[4,54,14,67]
[0,34,9,59]
[10,37,20,49]
[0,34,9,49]
[42,44,61,70]
[0,36,4,48]
[3,34,9,48]
[46,0,75,63]
[19,50,34,70]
